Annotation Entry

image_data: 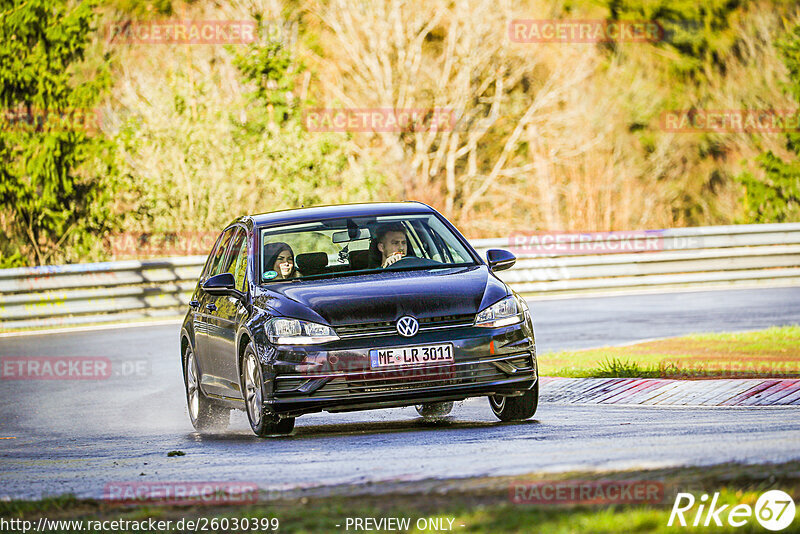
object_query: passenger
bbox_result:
[263,242,298,280]
[368,223,408,268]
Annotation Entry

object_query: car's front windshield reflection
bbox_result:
[258,214,476,283]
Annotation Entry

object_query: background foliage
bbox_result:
[736,22,800,223]
[0,0,119,267]
[1,0,798,266]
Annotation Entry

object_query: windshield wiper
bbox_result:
[260,262,476,284]
[382,262,474,273]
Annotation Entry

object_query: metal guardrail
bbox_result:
[1,223,799,330]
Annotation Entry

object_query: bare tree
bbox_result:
[311,0,600,230]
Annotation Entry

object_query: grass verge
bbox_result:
[1,463,798,533]
[540,325,800,378]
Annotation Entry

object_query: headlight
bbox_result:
[474,296,523,328]
[266,318,340,345]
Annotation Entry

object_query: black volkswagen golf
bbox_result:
[180,202,538,436]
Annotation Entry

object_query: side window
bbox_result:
[405,221,432,260]
[426,223,457,263]
[225,229,248,291]
[207,229,235,277]
[441,237,464,263]
[202,231,225,278]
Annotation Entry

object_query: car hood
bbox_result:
[253,265,508,325]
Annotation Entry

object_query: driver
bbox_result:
[374,223,408,268]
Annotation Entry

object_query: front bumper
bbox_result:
[258,319,537,417]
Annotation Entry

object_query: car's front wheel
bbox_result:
[242,344,295,437]
[489,381,538,421]
[184,345,230,432]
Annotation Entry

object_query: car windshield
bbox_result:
[258,213,477,283]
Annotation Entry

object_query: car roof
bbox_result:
[243,201,435,228]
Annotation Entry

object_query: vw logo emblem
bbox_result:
[396,316,419,337]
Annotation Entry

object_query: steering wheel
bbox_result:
[387,256,438,268]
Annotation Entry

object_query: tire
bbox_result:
[415,401,454,419]
[489,381,539,422]
[242,344,295,437]
[184,345,230,432]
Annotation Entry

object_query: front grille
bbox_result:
[334,320,395,337]
[334,314,475,338]
[418,314,475,326]
[273,352,534,398]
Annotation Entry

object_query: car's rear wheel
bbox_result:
[489,381,539,421]
[415,401,454,419]
[184,345,230,432]
[242,345,295,437]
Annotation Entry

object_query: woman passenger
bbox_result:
[263,242,298,280]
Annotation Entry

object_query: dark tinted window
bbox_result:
[201,231,224,278]
[225,229,248,291]
[206,228,235,277]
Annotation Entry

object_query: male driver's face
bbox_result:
[378,231,407,260]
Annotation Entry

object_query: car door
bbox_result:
[195,227,235,397]
[204,227,249,398]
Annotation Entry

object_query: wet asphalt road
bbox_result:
[1,287,799,500]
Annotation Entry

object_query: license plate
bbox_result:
[369,343,454,369]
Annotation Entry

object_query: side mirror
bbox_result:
[486,249,516,272]
[202,272,241,297]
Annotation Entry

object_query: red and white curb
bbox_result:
[539,377,800,406]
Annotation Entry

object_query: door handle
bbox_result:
[206,303,217,312]
[189,300,199,309]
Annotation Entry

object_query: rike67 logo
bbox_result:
[669,490,796,531]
